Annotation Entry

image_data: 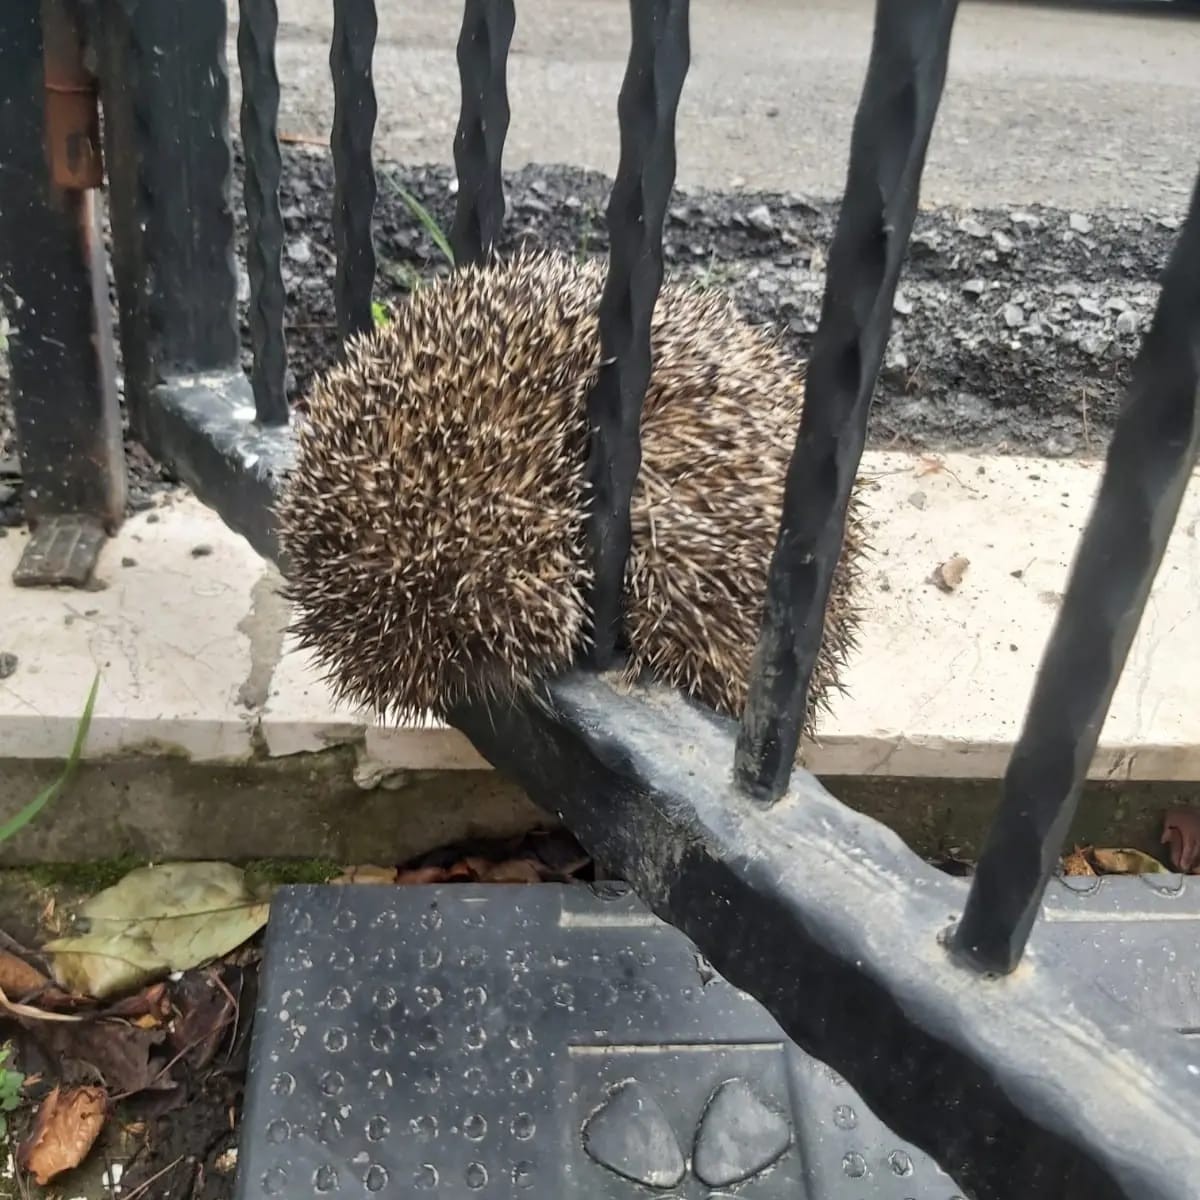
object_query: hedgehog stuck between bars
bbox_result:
[275,247,865,738]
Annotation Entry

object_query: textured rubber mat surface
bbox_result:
[235,877,1200,1198]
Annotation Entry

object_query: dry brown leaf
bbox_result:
[1162,808,1200,874]
[1061,847,1096,876]
[18,1085,107,1185]
[0,949,52,999]
[1091,847,1166,875]
[32,1017,173,1096]
[0,983,83,1023]
[474,858,543,884]
[931,555,970,593]
[168,969,235,1072]
[330,865,398,886]
[395,865,456,885]
[103,981,170,1023]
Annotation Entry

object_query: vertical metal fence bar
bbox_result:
[0,0,126,532]
[238,0,288,425]
[450,0,515,267]
[954,167,1200,977]
[330,0,378,342]
[584,0,690,669]
[734,0,960,803]
[95,0,241,437]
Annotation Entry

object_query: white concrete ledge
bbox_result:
[2,448,1198,783]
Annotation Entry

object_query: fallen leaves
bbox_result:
[1091,847,1165,875]
[1162,807,1200,874]
[18,1085,106,1186]
[1062,811,1200,878]
[1061,844,1168,876]
[334,829,593,890]
[330,864,397,886]
[0,861,266,1190]
[1061,846,1095,876]
[0,949,54,1000]
[44,862,269,1000]
[395,856,543,885]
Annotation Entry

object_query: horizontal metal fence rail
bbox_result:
[17,0,1195,1193]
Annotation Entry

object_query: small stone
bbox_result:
[146,513,160,524]
[1010,210,1039,228]
[745,204,775,235]
[893,290,913,316]
[190,544,213,558]
[237,267,251,303]
[962,278,986,297]
[1002,304,1024,328]
[0,484,13,507]
[1076,298,1102,317]
[908,491,927,510]
[1158,215,1181,231]
[1079,334,1107,356]
[958,217,988,238]
[992,230,1015,254]
[121,556,137,568]
[0,457,19,478]
[286,237,313,265]
[1116,309,1140,335]
[1068,212,1093,234]
[0,652,16,680]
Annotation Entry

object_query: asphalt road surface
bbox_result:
[237,0,1200,213]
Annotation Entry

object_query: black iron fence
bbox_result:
[2,0,1199,1195]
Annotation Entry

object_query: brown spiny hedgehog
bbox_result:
[275,246,864,735]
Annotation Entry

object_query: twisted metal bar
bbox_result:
[584,0,690,669]
[330,0,377,341]
[237,0,288,424]
[450,0,515,267]
[94,0,240,440]
[735,0,960,803]
[954,166,1200,976]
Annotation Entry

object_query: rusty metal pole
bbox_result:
[0,0,126,586]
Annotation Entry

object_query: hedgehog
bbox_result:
[275,246,864,739]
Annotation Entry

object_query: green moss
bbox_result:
[23,854,147,893]
[242,857,342,891]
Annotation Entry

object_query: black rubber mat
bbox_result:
[235,876,1200,1197]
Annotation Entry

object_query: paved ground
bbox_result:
[242,0,1200,212]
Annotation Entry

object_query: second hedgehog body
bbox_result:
[277,248,863,735]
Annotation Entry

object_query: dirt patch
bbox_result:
[0,144,1182,529]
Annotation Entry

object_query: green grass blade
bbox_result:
[0,671,100,844]
[388,178,455,267]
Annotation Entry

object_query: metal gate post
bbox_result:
[0,0,126,586]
